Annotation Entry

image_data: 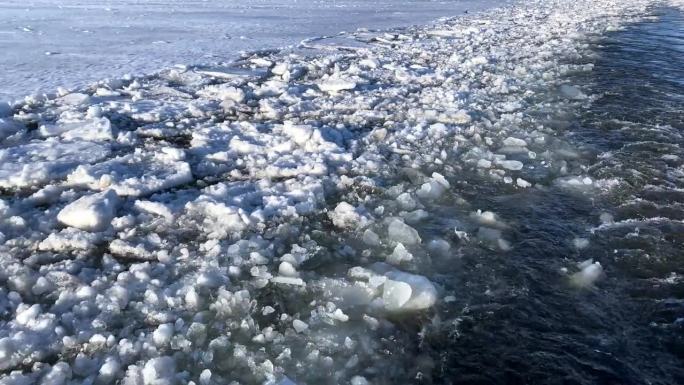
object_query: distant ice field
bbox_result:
[0,0,503,101]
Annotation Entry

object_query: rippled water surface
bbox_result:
[415,6,684,384]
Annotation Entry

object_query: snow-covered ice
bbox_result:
[0,141,110,189]
[57,189,119,232]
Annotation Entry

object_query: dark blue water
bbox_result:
[416,7,684,385]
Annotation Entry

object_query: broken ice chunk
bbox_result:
[382,279,413,310]
[330,202,367,229]
[317,77,356,93]
[278,261,299,277]
[97,356,121,384]
[477,159,492,168]
[470,210,506,228]
[387,243,413,265]
[57,190,119,232]
[362,229,381,246]
[152,323,174,347]
[142,357,176,385]
[382,270,437,312]
[199,84,246,103]
[570,259,603,288]
[281,121,313,146]
[497,159,524,171]
[133,200,174,220]
[516,178,532,188]
[292,319,309,333]
[417,172,450,200]
[387,217,421,245]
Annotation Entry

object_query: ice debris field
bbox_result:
[0,0,676,383]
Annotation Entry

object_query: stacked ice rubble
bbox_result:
[0,0,658,383]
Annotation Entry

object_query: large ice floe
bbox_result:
[0,0,667,383]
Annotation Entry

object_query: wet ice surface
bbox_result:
[0,0,501,102]
[2,0,684,384]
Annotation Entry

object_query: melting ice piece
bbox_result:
[573,238,590,249]
[570,259,603,288]
[382,270,438,312]
[382,280,413,310]
[427,238,451,257]
[57,190,119,232]
[516,178,532,188]
[559,84,586,100]
[470,210,506,228]
[387,217,421,245]
[417,172,450,200]
[502,137,527,147]
[152,323,174,347]
[292,319,308,333]
[278,261,299,277]
[477,226,511,251]
[362,229,382,246]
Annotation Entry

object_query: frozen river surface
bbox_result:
[0,0,501,101]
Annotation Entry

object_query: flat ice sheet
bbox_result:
[0,0,503,101]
